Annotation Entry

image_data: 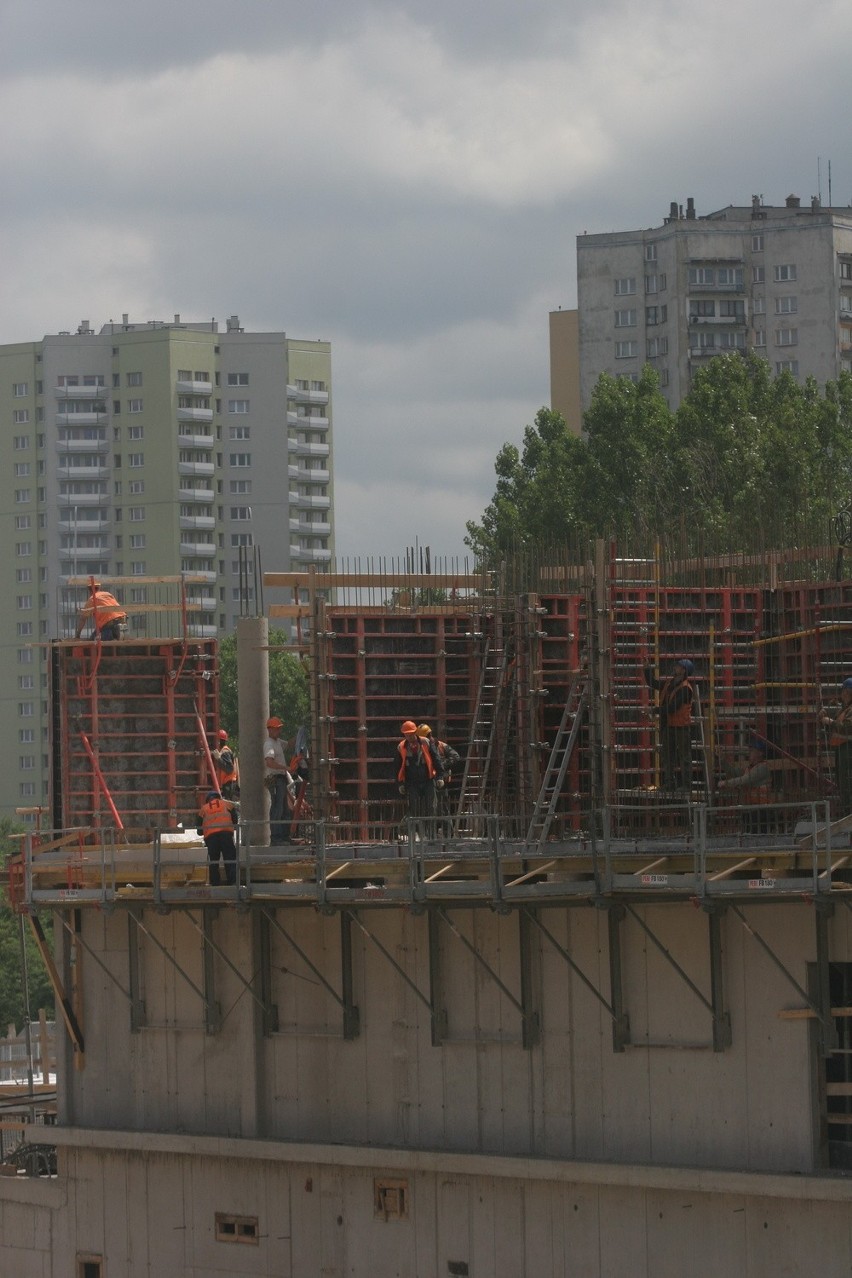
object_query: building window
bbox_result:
[15,490,30,504]
[16,623,33,637]
[614,309,637,328]
[13,409,29,424]
[15,516,30,530]
[775,264,797,282]
[688,267,714,286]
[776,328,798,347]
[614,278,636,296]
[717,267,744,287]
[840,261,852,282]
[229,453,251,467]
[128,453,144,468]
[128,425,144,439]
[753,329,766,347]
[752,234,764,252]
[129,507,145,522]
[128,399,143,414]
[689,300,716,319]
[214,1213,259,1245]
[13,382,28,397]
[231,533,254,546]
[775,296,798,315]
[76,1257,103,1278]
[644,273,666,294]
[776,360,800,376]
[614,341,638,359]
[14,463,30,478]
[645,305,667,325]
[130,561,146,575]
[13,436,29,450]
[126,372,142,386]
[230,480,251,494]
[230,507,251,520]
[644,243,657,262]
[228,400,249,414]
[720,300,745,320]
[646,336,668,358]
[718,332,746,350]
[689,332,716,351]
[227,372,249,385]
[18,703,34,717]
[16,540,32,555]
[229,425,250,440]
[19,728,34,741]
[753,296,766,314]
[15,569,32,584]
[752,266,765,284]
[16,595,32,609]
[129,534,146,549]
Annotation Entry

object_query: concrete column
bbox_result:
[237,616,270,844]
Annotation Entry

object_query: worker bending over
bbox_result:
[75,581,127,640]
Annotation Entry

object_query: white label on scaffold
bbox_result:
[59,890,79,900]
[747,878,776,889]
[641,874,668,886]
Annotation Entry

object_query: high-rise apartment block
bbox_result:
[0,314,333,821]
[552,194,852,422]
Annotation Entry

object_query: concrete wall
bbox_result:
[5,1131,852,1277]
[57,899,844,1175]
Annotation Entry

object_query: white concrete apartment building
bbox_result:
[553,194,852,421]
[0,314,333,823]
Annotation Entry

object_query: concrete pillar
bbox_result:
[237,616,270,844]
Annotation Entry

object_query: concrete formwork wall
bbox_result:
[58,901,839,1175]
[5,1142,852,1277]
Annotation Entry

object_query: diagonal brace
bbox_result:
[624,903,713,1014]
[178,907,270,1015]
[260,906,345,1008]
[729,903,828,1029]
[56,913,132,1005]
[436,907,524,1016]
[344,908,432,1013]
[128,910,209,1009]
[523,906,617,1021]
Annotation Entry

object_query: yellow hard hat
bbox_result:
[416,724,432,737]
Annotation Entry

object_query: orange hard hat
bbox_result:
[217,728,228,741]
[267,717,283,729]
[401,720,418,734]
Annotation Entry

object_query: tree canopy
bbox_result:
[466,355,852,559]
[0,820,54,1032]
[217,628,310,748]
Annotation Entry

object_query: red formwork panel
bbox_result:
[52,639,219,835]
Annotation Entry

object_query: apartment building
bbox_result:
[553,194,852,417]
[0,314,333,822]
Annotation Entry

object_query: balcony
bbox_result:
[57,492,109,507]
[57,514,110,532]
[175,379,213,395]
[288,464,329,483]
[57,462,110,480]
[179,514,216,531]
[177,406,214,424]
[287,384,329,406]
[287,439,330,459]
[179,539,217,557]
[289,492,331,510]
[289,517,331,535]
[689,314,747,326]
[55,383,107,398]
[178,486,215,503]
[187,623,218,638]
[178,461,215,477]
[185,594,217,611]
[287,411,329,430]
[55,411,107,427]
[56,436,108,454]
[177,431,215,449]
[290,545,332,563]
[182,570,217,585]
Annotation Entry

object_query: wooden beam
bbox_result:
[264,572,486,590]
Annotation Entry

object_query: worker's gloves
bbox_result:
[435,779,445,789]
[398,784,407,796]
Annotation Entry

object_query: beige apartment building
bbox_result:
[0,315,333,824]
[552,193,852,421]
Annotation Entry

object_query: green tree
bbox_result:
[0,820,54,1031]
[217,629,310,747]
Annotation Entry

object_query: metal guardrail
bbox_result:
[16,799,843,909]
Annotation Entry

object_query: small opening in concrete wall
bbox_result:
[77,1257,103,1278]
[215,1212,259,1245]
[447,1263,469,1276]
[374,1177,409,1220]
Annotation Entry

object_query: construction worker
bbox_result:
[821,678,852,814]
[74,581,127,640]
[197,790,238,886]
[396,719,444,838]
[264,716,295,844]
[719,737,773,832]
[211,729,240,800]
[417,724,460,829]
[644,658,695,793]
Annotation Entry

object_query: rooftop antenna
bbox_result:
[818,157,822,205]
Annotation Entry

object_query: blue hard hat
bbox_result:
[677,658,694,675]
[843,678,852,692]
[206,790,219,800]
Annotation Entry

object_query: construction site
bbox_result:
[4,538,852,1276]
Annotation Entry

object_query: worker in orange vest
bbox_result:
[211,729,240,800]
[644,658,695,793]
[75,581,127,640]
[197,790,238,886]
[396,719,444,837]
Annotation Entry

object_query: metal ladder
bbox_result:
[525,670,588,847]
[454,634,516,833]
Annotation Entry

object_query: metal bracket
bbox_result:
[606,904,631,1052]
[259,906,360,1039]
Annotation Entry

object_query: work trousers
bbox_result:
[205,831,236,886]
[268,776,292,844]
[661,725,692,792]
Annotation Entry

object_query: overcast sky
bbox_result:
[2,0,850,565]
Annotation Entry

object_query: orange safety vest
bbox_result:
[200,797,234,838]
[397,738,436,782]
[83,590,127,631]
[830,703,852,748]
[661,677,693,728]
[215,750,239,788]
